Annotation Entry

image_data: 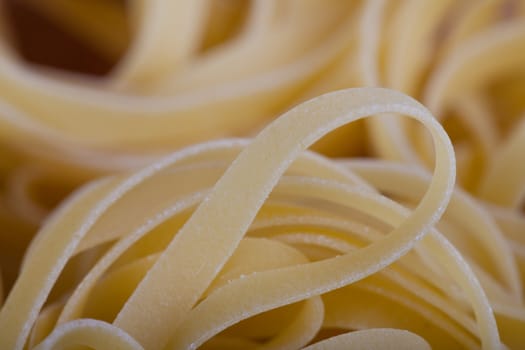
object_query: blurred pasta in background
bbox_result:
[0,0,524,349]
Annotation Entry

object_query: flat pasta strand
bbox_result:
[0,1,524,349]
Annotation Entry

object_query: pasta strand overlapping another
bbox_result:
[0,1,524,349]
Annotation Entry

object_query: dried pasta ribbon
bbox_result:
[0,87,462,349]
[0,1,524,349]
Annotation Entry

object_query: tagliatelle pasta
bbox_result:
[0,1,524,349]
[0,87,515,350]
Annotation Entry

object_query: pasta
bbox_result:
[0,87,487,349]
[0,0,524,349]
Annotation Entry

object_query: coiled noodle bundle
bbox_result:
[0,88,521,349]
[0,1,524,349]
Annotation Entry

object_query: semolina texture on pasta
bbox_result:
[0,1,524,349]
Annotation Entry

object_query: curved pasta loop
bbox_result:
[112,88,455,349]
[0,87,470,350]
[0,1,524,350]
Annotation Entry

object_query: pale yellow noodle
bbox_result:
[0,1,524,349]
